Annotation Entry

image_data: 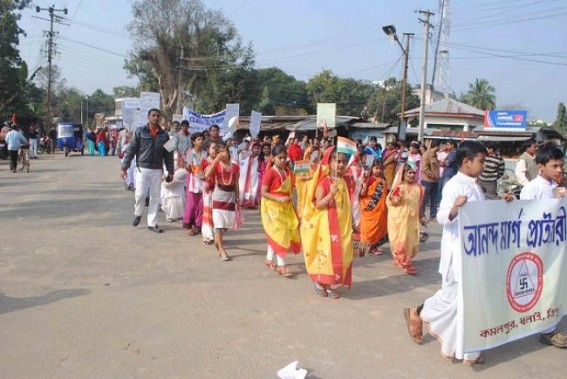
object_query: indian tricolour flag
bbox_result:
[293,160,311,174]
[336,136,358,156]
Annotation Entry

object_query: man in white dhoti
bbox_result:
[404,141,513,365]
[520,144,567,348]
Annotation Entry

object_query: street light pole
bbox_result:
[417,10,435,143]
[382,25,414,141]
[86,96,89,128]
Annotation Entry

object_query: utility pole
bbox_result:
[417,10,434,143]
[177,47,184,115]
[399,33,414,141]
[35,5,68,127]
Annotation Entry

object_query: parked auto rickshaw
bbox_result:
[57,123,84,157]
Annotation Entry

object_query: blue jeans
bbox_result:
[421,180,439,219]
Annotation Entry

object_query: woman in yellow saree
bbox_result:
[386,163,425,275]
[261,144,301,277]
[300,147,353,299]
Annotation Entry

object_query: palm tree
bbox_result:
[460,78,496,110]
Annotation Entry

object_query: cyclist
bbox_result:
[5,124,28,173]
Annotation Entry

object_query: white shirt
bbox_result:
[520,175,556,200]
[437,172,485,278]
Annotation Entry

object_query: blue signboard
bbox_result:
[484,110,527,130]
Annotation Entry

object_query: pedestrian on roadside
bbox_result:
[478,141,505,199]
[515,138,539,187]
[96,128,108,156]
[183,132,206,235]
[86,128,96,156]
[5,125,28,173]
[120,108,174,233]
[420,140,441,220]
[28,124,38,159]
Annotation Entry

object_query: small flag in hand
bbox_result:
[293,160,311,174]
[336,136,358,156]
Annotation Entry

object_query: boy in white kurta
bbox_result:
[404,141,514,365]
[520,144,567,348]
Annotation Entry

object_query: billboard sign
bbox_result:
[484,110,527,130]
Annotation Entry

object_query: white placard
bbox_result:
[250,111,262,138]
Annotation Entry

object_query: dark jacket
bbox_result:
[121,125,174,173]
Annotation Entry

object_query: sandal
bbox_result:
[312,283,328,297]
[326,288,341,299]
[276,266,293,277]
[202,239,214,245]
[404,308,424,344]
[369,247,384,256]
[405,265,419,275]
[463,354,485,366]
[265,261,277,271]
[219,249,231,261]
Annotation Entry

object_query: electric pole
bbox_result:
[35,5,68,126]
[400,33,414,140]
[177,47,185,115]
[417,10,434,143]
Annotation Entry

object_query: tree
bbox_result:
[364,78,420,125]
[0,0,32,116]
[125,0,254,120]
[113,86,139,98]
[460,78,496,110]
[306,70,374,116]
[554,102,567,134]
[255,67,309,115]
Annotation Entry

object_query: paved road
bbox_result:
[0,153,564,378]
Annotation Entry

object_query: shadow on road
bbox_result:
[0,289,90,315]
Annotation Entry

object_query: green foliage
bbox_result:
[554,102,567,134]
[255,67,309,115]
[460,78,496,110]
[126,0,254,120]
[112,86,139,98]
[0,0,33,116]
[364,78,419,124]
[306,70,374,116]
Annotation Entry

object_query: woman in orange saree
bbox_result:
[300,147,353,299]
[386,163,425,275]
[359,161,389,256]
[261,145,301,277]
[382,142,398,187]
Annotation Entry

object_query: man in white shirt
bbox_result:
[520,144,567,348]
[404,141,514,365]
[5,125,28,173]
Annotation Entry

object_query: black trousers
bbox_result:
[9,150,18,171]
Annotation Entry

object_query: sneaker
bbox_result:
[148,225,163,233]
[145,197,150,207]
[539,330,567,348]
[132,216,141,227]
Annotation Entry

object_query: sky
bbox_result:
[18,0,567,122]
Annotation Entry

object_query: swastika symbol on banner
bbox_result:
[506,253,543,313]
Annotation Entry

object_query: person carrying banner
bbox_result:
[520,144,567,348]
[403,141,514,365]
[239,141,261,209]
[359,161,389,256]
[261,144,301,277]
[386,162,425,274]
[300,146,353,299]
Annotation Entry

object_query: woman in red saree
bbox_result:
[300,147,353,299]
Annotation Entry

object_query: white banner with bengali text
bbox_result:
[459,199,567,353]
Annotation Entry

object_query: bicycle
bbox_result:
[18,145,30,173]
